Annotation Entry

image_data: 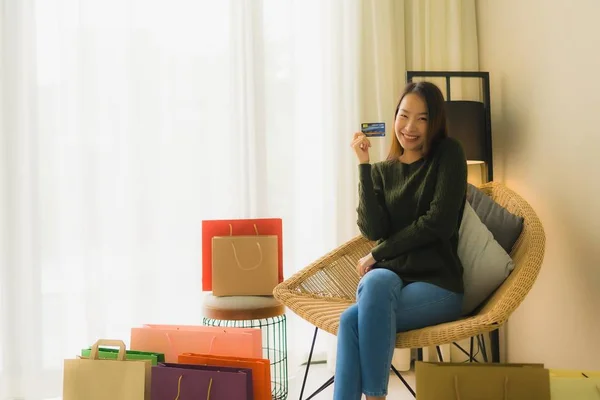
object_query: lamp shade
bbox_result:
[445,100,487,162]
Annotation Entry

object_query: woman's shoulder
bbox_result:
[433,136,466,160]
[437,136,463,151]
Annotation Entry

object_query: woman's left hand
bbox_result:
[356,253,376,276]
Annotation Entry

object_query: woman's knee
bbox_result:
[339,304,358,331]
[357,268,402,298]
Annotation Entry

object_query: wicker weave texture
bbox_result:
[273,182,546,348]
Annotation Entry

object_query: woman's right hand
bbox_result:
[356,252,376,277]
[351,132,371,164]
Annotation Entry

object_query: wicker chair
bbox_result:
[273,182,546,398]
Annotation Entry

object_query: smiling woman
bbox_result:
[343,81,468,400]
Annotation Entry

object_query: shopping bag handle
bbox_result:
[231,242,263,271]
[227,223,263,271]
[582,373,600,396]
[228,223,260,236]
[89,339,127,361]
[454,375,508,400]
[173,375,213,400]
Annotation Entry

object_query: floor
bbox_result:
[287,362,416,400]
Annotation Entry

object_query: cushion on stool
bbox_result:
[202,293,285,321]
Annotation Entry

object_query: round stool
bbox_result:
[202,293,288,400]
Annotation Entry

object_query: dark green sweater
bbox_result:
[357,137,467,293]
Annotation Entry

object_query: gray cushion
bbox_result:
[458,201,515,315]
[466,184,524,253]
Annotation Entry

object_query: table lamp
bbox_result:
[445,100,488,184]
[406,71,494,183]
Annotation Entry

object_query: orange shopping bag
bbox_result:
[179,352,272,400]
[130,324,262,363]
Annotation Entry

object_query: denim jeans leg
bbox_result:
[332,304,362,400]
[333,269,464,399]
[394,281,464,333]
[356,269,404,397]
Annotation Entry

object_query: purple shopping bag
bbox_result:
[151,363,253,400]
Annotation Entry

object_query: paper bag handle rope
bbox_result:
[582,373,600,396]
[228,223,263,271]
[228,223,259,236]
[89,339,127,361]
[454,375,509,400]
[174,375,213,400]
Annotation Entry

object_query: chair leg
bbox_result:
[391,364,416,398]
[452,340,480,363]
[436,345,444,362]
[470,337,475,362]
[299,327,434,400]
[478,334,490,363]
[303,362,414,399]
[490,328,500,362]
[305,376,334,400]
[299,327,320,400]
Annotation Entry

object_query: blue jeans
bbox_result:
[333,268,463,399]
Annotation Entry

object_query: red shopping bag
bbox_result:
[202,218,283,291]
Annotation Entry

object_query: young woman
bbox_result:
[334,81,468,400]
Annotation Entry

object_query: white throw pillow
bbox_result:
[458,201,515,315]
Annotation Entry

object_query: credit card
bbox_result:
[361,122,385,137]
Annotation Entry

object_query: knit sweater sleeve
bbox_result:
[370,139,467,261]
[356,163,390,241]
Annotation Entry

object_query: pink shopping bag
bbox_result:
[143,324,262,356]
[130,324,262,363]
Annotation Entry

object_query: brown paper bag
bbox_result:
[212,225,278,296]
[63,339,150,400]
[415,361,551,400]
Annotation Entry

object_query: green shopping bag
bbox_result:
[81,347,165,366]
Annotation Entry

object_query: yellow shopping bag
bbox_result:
[550,369,600,378]
[63,339,150,400]
[551,377,600,399]
[550,369,600,400]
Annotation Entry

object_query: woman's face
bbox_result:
[394,93,429,154]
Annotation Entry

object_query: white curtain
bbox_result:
[405,0,481,99]
[0,0,479,398]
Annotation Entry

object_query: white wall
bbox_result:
[476,0,600,369]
